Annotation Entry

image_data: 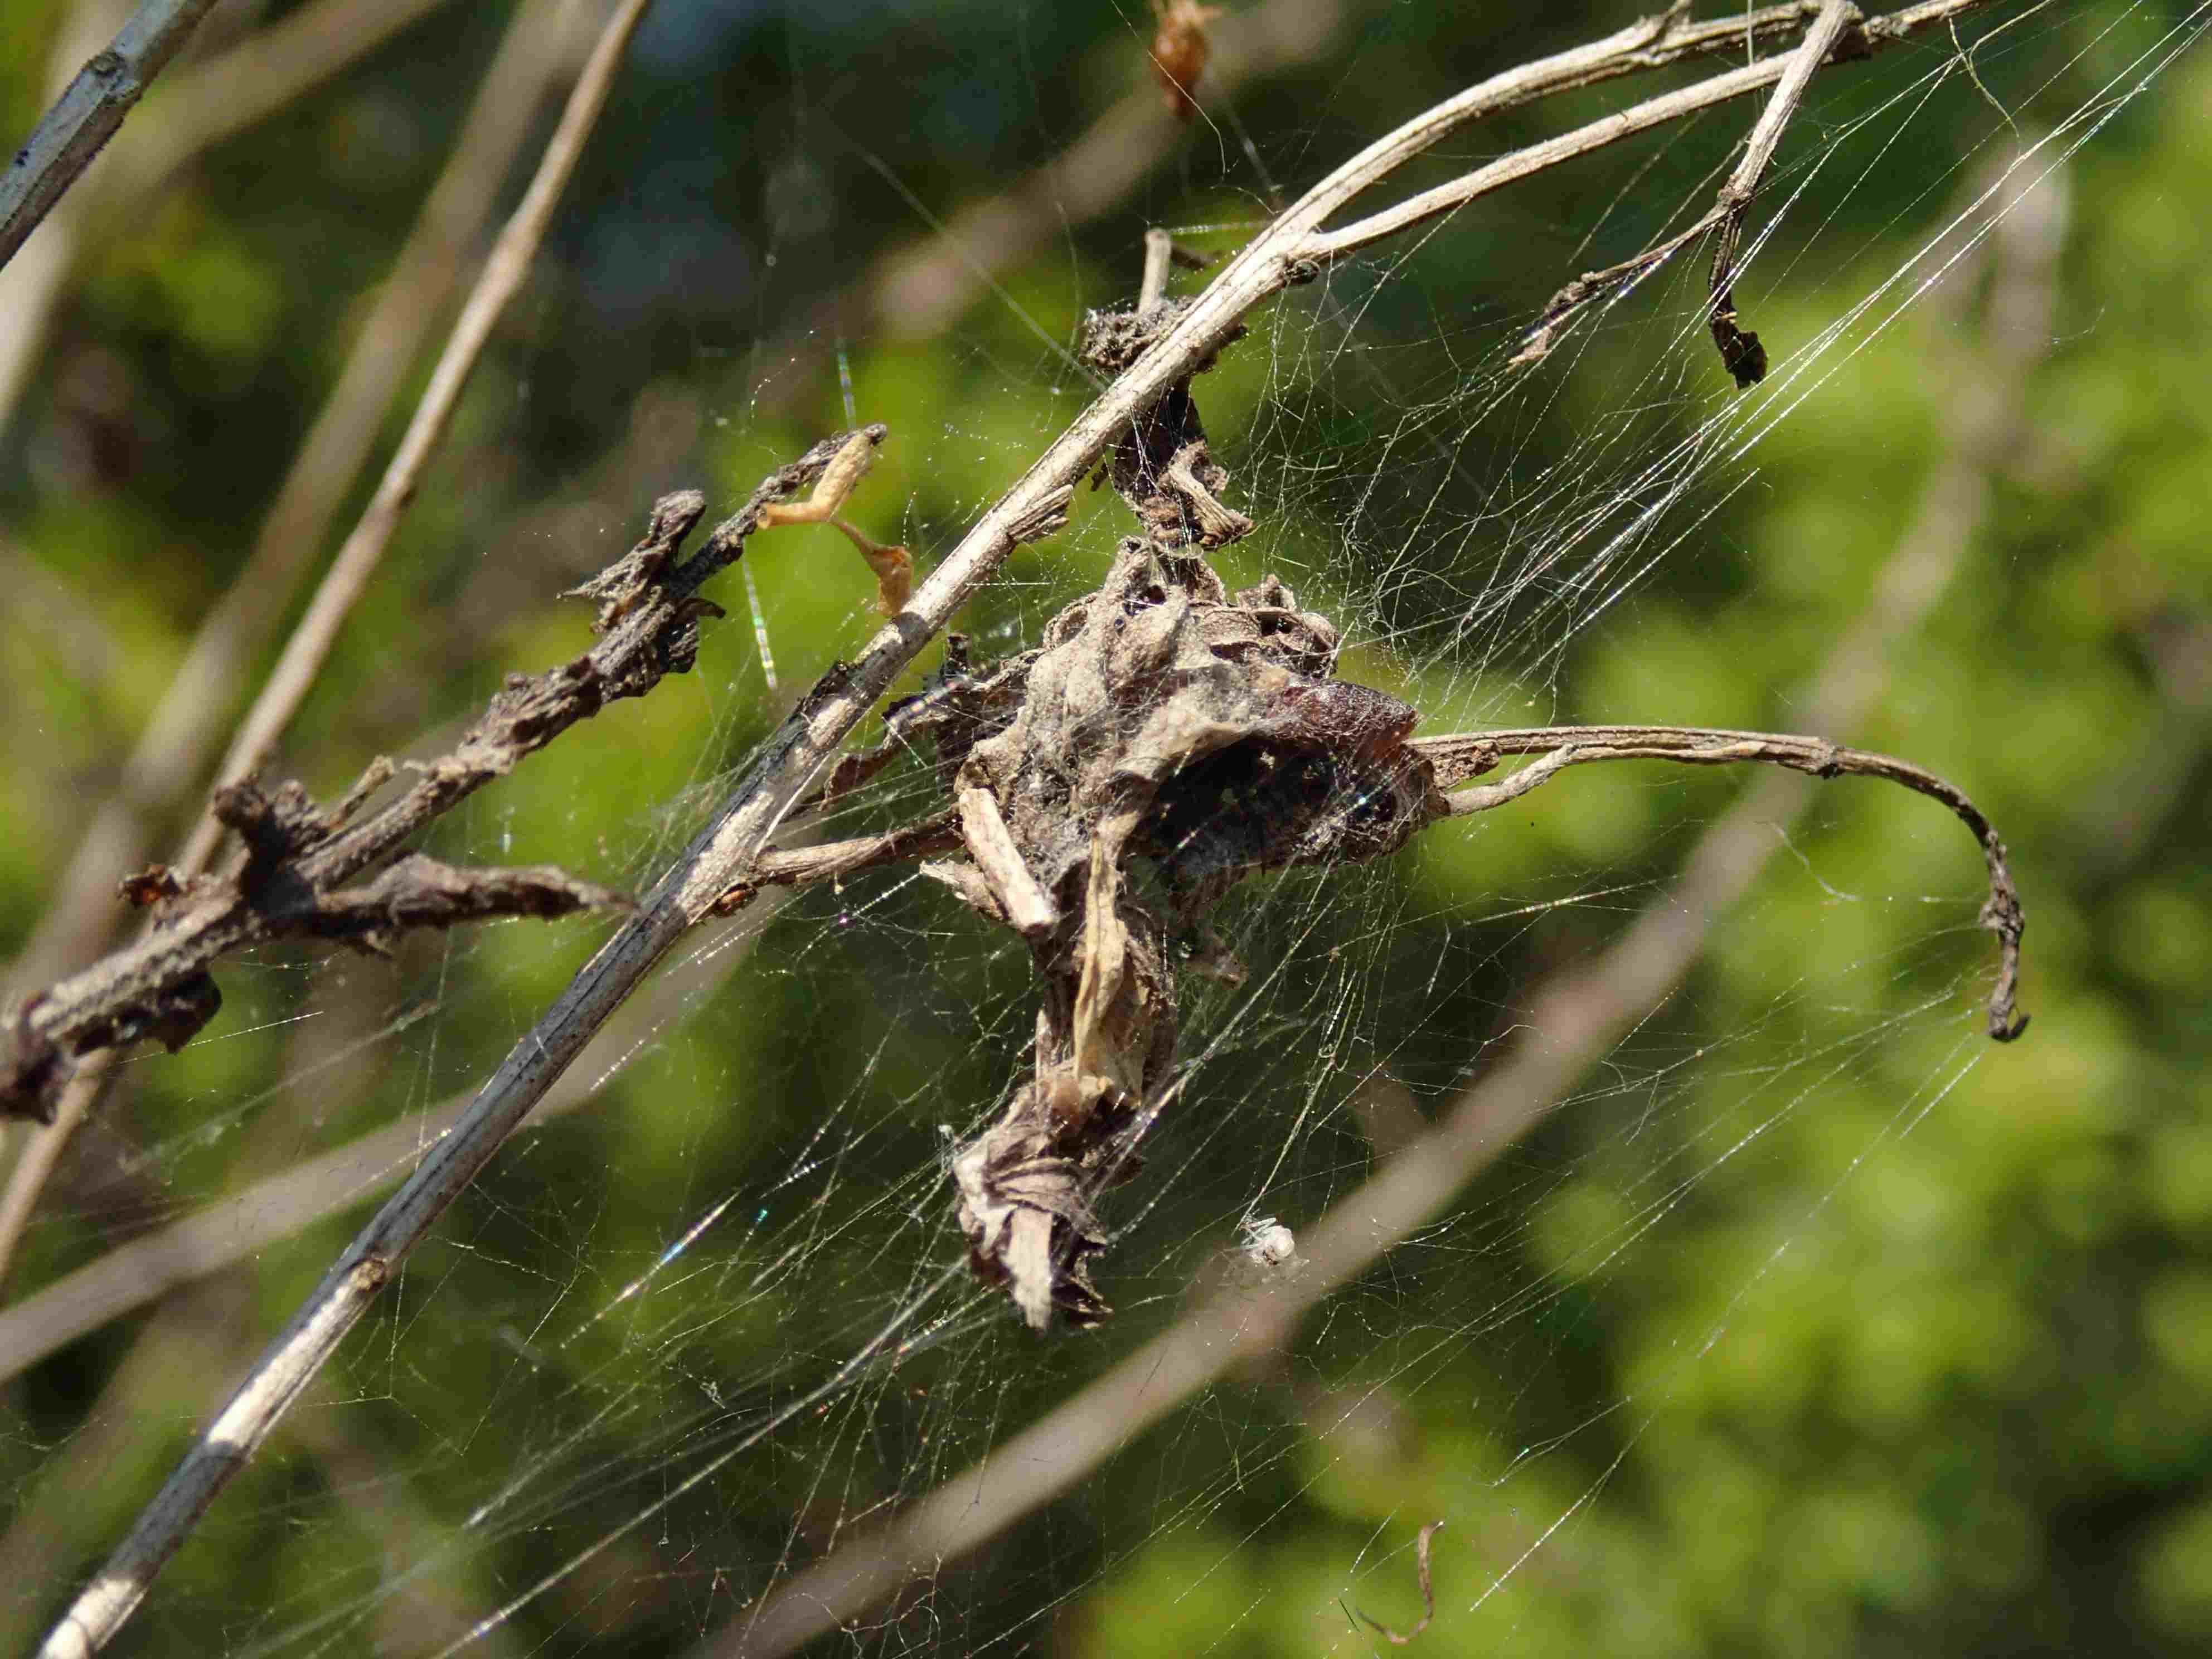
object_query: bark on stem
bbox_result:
[0,0,221,272]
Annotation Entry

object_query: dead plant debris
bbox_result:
[4,298,2028,1340]
[732,296,2027,1328]
[0,430,890,1123]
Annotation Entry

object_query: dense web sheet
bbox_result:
[7,4,2209,1656]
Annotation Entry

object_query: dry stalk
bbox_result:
[0,872,798,1386]
[0,433,853,1128]
[0,0,623,1284]
[7,0,591,1000]
[35,6,2005,1651]
[1420,724,2024,1041]
[1520,0,1865,379]
[1513,1,1947,370]
[0,0,460,431]
[1705,0,1861,384]
[0,0,221,273]
[775,1,1928,386]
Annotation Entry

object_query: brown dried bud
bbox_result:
[1150,2,1223,121]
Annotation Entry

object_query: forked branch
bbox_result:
[1705,0,1861,384]
[0,434,878,1124]
[0,0,222,273]
[1514,1,1963,374]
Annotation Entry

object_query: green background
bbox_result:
[2,2,2208,1654]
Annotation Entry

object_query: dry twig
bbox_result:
[780,1,1900,372]
[0,0,460,430]
[1511,205,1726,368]
[1705,0,1860,384]
[1512,1,1919,374]
[0,855,812,1392]
[0,0,221,273]
[1419,723,2025,1041]
[1,439,861,1127]
[9,0,596,1003]
[0,0,624,1283]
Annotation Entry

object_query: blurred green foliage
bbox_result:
[1,2,2208,1655]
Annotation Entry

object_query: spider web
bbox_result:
[7,4,2207,1656]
